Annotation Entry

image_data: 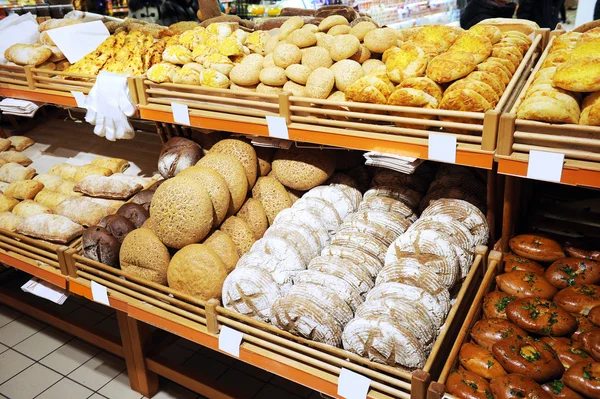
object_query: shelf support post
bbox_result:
[411,369,431,399]
[206,298,220,335]
[278,92,292,125]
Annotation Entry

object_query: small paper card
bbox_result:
[338,368,371,399]
[47,21,110,64]
[91,281,110,306]
[21,278,68,305]
[70,91,86,108]
[171,102,190,126]
[218,326,243,358]
[527,150,564,183]
[428,133,457,164]
[266,116,289,140]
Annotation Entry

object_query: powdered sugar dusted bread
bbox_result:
[421,198,488,245]
[17,214,83,243]
[303,185,355,220]
[293,269,363,311]
[0,163,35,183]
[74,175,143,199]
[54,197,114,227]
[291,197,341,235]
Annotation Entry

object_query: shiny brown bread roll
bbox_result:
[131,190,154,211]
[117,203,150,228]
[158,137,203,179]
[82,226,120,268]
[98,215,136,244]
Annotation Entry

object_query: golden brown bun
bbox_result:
[398,77,443,102]
[439,89,493,130]
[413,24,460,52]
[426,51,477,83]
[504,30,533,45]
[445,79,499,107]
[554,57,600,92]
[580,91,600,126]
[527,89,581,119]
[387,88,438,129]
[466,70,504,96]
[448,31,493,63]
[385,42,427,83]
[541,49,571,68]
[491,46,521,68]
[345,75,393,104]
[469,24,502,44]
[550,32,582,52]
[487,56,517,74]
[517,96,579,124]
[476,17,540,35]
[499,36,530,55]
[477,60,512,85]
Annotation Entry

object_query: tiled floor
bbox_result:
[0,294,322,399]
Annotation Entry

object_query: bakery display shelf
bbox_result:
[496,31,600,189]
[426,250,503,399]
[137,31,543,170]
[0,65,139,109]
[65,242,489,399]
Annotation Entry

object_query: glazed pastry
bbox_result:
[492,336,564,382]
[506,297,577,336]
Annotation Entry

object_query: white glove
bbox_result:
[84,71,135,141]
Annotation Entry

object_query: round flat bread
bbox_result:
[338,218,398,247]
[331,230,388,262]
[408,215,475,251]
[265,223,320,264]
[308,255,374,296]
[286,283,354,328]
[363,185,422,211]
[293,270,363,311]
[292,197,342,236]
[236,250,302,294]
[273,207,330,250]
[421,198,489,245]
[331,183,362,210]
[222,266,282,322]
[358,196,417,222]
[303,185,355,220]
[345,210,412,238]
[371,168,430,193]
[321,244,383,279]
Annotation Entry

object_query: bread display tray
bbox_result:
[0,227,79,289]
[137,32,543,170]
[0,65,139,108]
[65,239,488,399]
[496,29,600,188]
[426,250,503,399]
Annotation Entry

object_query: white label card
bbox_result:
[265,116,289,140]
[428,133,457,164]
[218,326,243,358]
[47,21,110,64]
[338,368,371,399]
[171,102,190,126]
[526,150,564,183]
[91,281,110,306]
[70,91,86,108]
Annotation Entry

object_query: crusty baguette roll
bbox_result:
[4,44,52,67]
[38,19,81,32]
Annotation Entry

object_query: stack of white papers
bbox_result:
[251,136,292,149]
[364,151,424,174]
[21,278,69,305]
[0,98,41,118]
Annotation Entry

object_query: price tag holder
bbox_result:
[266,116,289,140]
[70,91,86,108]
[526,150,564,183]
[91,281,110,306]
[428,133,457,164]
[171,102,190,126]
[218,326,243,358]
[338,368,371,399]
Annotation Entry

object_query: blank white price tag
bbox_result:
[428,133,457,164]
[70,91,86,108]
[338,368,371,399]
[218,326,243,357]
[171,102,190,126]
[527,150,564,183]
[91,281,110,306]
[266,116,289,140]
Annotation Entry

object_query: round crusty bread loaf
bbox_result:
[219,216,256,257]
[210,139,258,189]
[167,244,227,300]
[120,228,170,284]
[197,153,248,215]
[149,176,213,249]
[271,147,336,190]
[236,198,268,239]
[82,226,120,268]
[158,137,203,179]
[203,230,239,273]
[251,176,293,225]
[177,166,230,227]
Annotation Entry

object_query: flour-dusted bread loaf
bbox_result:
[338,218,398,247]
[12,200,51,218]
[363,185,423,211]
[264,222,320,264]
[285,283,354,328]
[33,174,64,191]
[386,229,461,287]
[0,152,32,166]
[345,210,412,238]
[54,197,114,227]
[0,194,19,212]
[354,297,436,351]
[271,292,343,347]
[331,229,388,263]
[4,44,52,66]
[82,226,120,268]
[375,260,451,314]
[0,163,35,183]
[74,175,143,199]
[38,18,81,32]
[358,195,418,223]
[421,198,489,245]
[222,266,282,322]
[273,207,330,250]
[90,157,130,174]
[7,136,34,152]
[291,197,342,236]
[308,255,374,296]
[303,185,355,220]
[17,214,83,243]
[5,180,44,200]
[366,282,446,327]
[293,269,363,311]
[34,189,68,209]
[321,244,383,278]
[407,214,475,251]
[0,212,23,232]
[342,315,427,369]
